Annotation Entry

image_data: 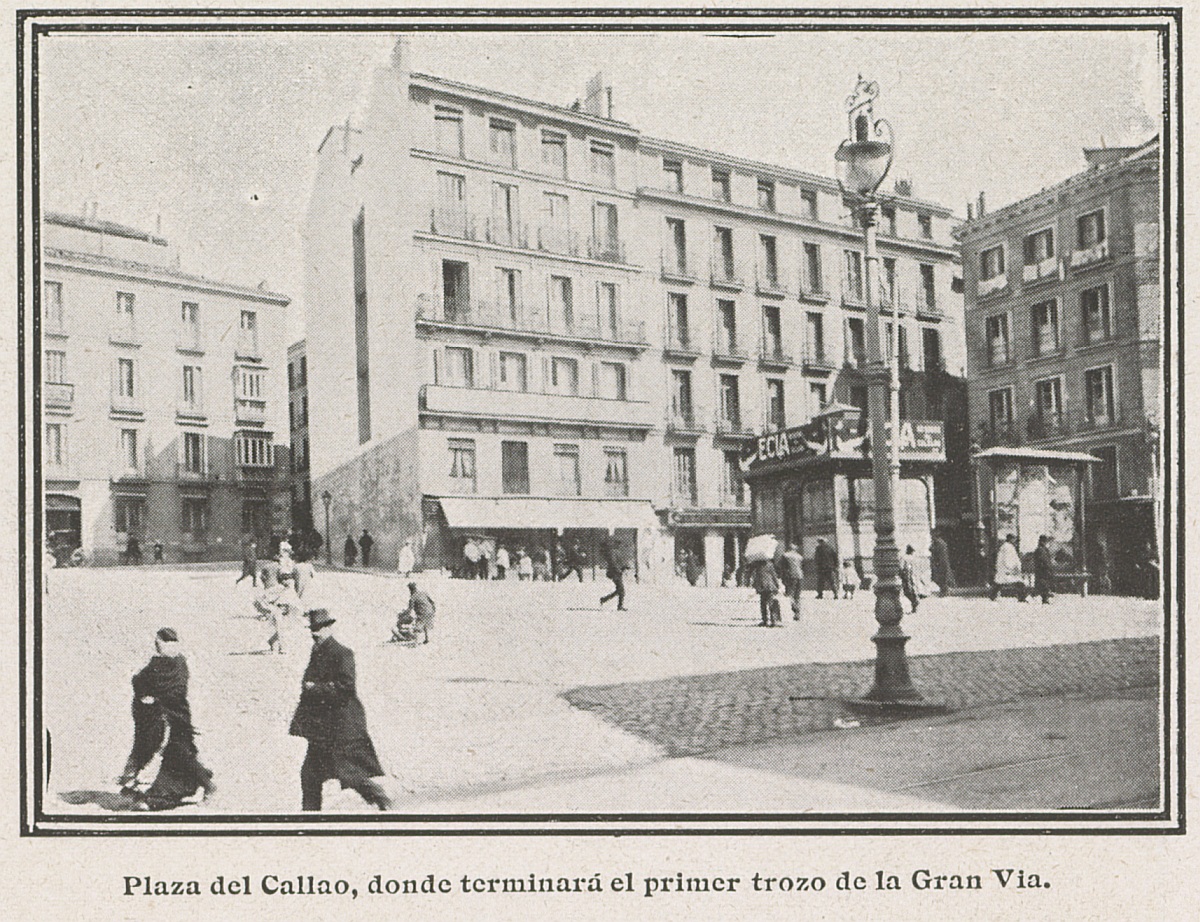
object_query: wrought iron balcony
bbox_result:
[802,345,837,373]
[709,258,746,290]
[758,339,793,369]
[415,295,647,346]
[665,406,706,435]
[1026,414,1071,441]
[711,331,749,364]
[714,409,754,437]
[1070,239,1110,270]
[45,382,74,409]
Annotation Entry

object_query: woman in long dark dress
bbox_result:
[118,628,215,810]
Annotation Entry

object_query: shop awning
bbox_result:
[972,447,1101,464]
[44,494,81,511]
[435,496,659,531]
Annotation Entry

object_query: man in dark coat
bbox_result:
[751,559,782,627]
[778,543,805,620]
[600,548,629,611]
[359,530,374,568]
[236,535,258,586]
[118,627,215,811]
[814,538,839,599]
[290,609,392,811]
[1032,534,1054,604]
[930,531,955,597]
[343,535,357,567]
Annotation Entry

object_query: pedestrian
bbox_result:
[289,609,393,812]
[476,542,492,580]
[532,545,550,581]
[397,539,415,578]
[989,533,1028,601]
[560,540,584,582]
[750,558,782,627]
[930,530,955,597]
[517,548,533,581]
[343,535,357,567]
[125,535,143,565]
[118,628,216,811]
[1092,533,1112,593]
[293,552,316,601]
[814,538,838,599]
[359,530,374,568]
[1140,541,1160,600]
[778,543,805,620]
[494,545,509,580]
[254,565,286,654]
[600,552,628,611]
[392,582,436,645]
[1033,534,1054,604]
[900,545,920,613]
[684,548,701,587]
[842,559,859,600]
[463,539,481,579]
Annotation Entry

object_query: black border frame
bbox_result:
[17,6,1185,837]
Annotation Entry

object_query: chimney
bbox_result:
[977,192,986,217]
[966,202,974,221]
[391,35,411,73]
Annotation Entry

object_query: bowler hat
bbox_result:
[156,627,179,642]
[306,608,336,630]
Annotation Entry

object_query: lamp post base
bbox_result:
[864,626,923,703]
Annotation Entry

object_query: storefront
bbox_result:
[742,406,945,589]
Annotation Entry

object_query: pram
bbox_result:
[390,610,433,646]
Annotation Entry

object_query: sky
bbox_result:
[37,27,1162,341]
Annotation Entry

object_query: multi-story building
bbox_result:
[288,339,313,532]
[304,41,964,584]
[957,138,1160,593]
[41,210,291,565]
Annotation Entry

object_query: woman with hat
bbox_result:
[118,628,215,810]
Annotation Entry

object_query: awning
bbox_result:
[972,447,1101,464]
[435,496,659,531]
[44,494,80,511]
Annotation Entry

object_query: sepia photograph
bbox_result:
[18,9,1179,836]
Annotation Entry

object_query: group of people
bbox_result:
[343,530,374,567]
[459,539,592,583]
[990,533,1055,604]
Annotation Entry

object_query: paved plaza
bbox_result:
[40,566,1162,815]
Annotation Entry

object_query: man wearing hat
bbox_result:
[289,609,393,811]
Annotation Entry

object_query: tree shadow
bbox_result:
[59,789,142,811]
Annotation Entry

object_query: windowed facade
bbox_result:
[117,357,136,398]
[117,291,135,318]
[670,369,694,424]
[666,218,687,275]
[46,422,66,467]
[673,447,698,505]
[181,497,208,538]
[989,388,1014,434]
[598,361,626,400]
[448,438,477,493]
[1023,227,1055,264]
[541,193,570,253]
[1082,284,1111,343]
[980,245,1006,281]
[757,179,776,212]
[115,496,145,535]
[663,160,683,193]
[716,299,738,353]
[489,119,516,167]
[46,349,65,383]
[442,259,470,320]
[715,226,735,280]
[760,234,779,286]
[550,356,579,396]
[498,267,521,322]
[491,182,519,246]
[806,312,825,364]
[803,243,823,294]
[501,441,530,495]
[498,351,527,391]
[435,105,464,156]
[554,444,582,496]
[922,327,943,371]
[766,378,786,429]
[598,282,619,338]
[846,317,866,366]
[119,428,139,473]
[443,346,474,387]
[603,448,629,497]
[920,263,936,310]
[809,381,827,412]
[1077,209,1106,248]
[182,431,204,474]
[762,305,783,357]
[236,432,273,467]
[801,189,819,220]
[181,364,201,409]
[590,141,615,185]
[1034,377,1063,427]
[238,309,258,356]
[918,213,933,239]
[722,450,745,505]
[712,169,731,202]
[668,292,690,350]
[718,374,741,429]
[541,130,567,178]
[550,275,574,331]
[45,280,64,328]
[844,250,864,301]
[881,205,897,236]
[986,314,1011,366]
[1031,299,1060,356]
[1085,365,1115,425]
[592,202,619,258]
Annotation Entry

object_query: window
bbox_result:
[592,202,619,257]
[719,374,741,428]
[117,357,136,398]
[598,282,619,338]
[1085,366,1115,425]
[881,257,897,303]
[844,250,864,301]
[803,243,823,294]
[806,312,825,363]
[723,450,745,505]
[442,346,474,387]
[668,292,689,349]
[554,444,581,496]
[491,182,519,246]
[716,299,737,353]
[881,205,897,236]
[237,367,263,399]
[920,263,936,309]
[598,361,626,400]
[45,422,65,466]
[498,267,521,322]
[542,192,570,252]
[980,245,1006,281]
[183,431,204,474]
[809,381,827,411]
[119,428,139,472]
[712,169,731,202]
[760,234,779,286]
[1031,300,1060,356]
[46,350,65,383]
[603,448,629,497]
[670,369,694,423]
[448,438,477,494]
[44,280,64,328]
[666,218,687,274]
[437,172,467,236]
[238,309,258,355]
[1091,445,1119,500]
[801,189,819,220]
[1035,377,1062,424]
[489,119,516,167]
[117,291,135,317]
[766,378,786,429]
[289,402,296,432]
[181,497,208,537]
[673,447,698,504]
[115,496,145,534]
[1082,285,1111,343]
[757,179,776,212]
[989,388,1013,433]
[898,326,911,370]
[435,105,464,157]
[498,351,527,392]
[1023,228,1055,264]
[846,317,866,366]
[922,327,943,371]
[550,356,579,396]
[501,441,530,495]
[550,275,574,331]
[986,314,1011,366]
[715,226,735,279]
[299,356,307,387]
[1077,209,1106,248]
[762,305,783,356]
[589,141,615,185]
[442,259,470,320]
[236,432,273,467]
[663,159,683,193]
[541,130,567,178]
[288,363,295,392]
[182,364,201,407]
[918,213,933,239]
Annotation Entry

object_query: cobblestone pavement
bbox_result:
[562,637,1160,756]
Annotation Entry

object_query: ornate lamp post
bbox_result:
[321,490,333,566]
[835,78,921,702]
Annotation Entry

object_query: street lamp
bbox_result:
[835,78,921,702]
[321,490,332,566]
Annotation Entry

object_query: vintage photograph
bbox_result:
[20,10,1178,833]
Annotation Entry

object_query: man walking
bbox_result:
[751,558,782,627]
[930,530,955,597]
[814,538,838,599]
[358,530,374,568]
[900,545,920,613]
[289,609,393,812]
[600,551,629,611]
[1033,534,1054,604]
[343,535,357,567]
[778,543,805,621]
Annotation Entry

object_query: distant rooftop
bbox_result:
[44,210,169,247]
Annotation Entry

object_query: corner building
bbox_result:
[41,212,291,564]
[957,139,1160,594]
[304,42,964,584]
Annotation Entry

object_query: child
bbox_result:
[842,559,859,600]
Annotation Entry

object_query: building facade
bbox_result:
[41,211,291,565]
[303,42,964,584]
[288,339,313,533]
[956,139,1160,594]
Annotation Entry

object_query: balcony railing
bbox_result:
[1078,410,1124,432]
[978,274,1008,297]
[1026,414,1071,441]
[976,422,1021,448]
[1023,257,1060,285]
[661,253,696,282]
[177,397,206,418]
[109,315,139,345]
[709,258,746,290]
[416,295,647,346]
[664,324,701,357]
[235,398,266,424]
[762,412,788,432]
[755,269,789,297]
[420,383,656,428]
[483,218,529,249]
[665,406,706,434]
[1071,239,1110,269]
[711,331,749,362]
[844,350,868,370]
[111,393,144,416]
[45,382,74,409]
[798,282,830,303]
[802,345,837,373]
[758,339,792,368]
[586,237,627,264]
[538,226,580,257]
[430,206,476,241]
[177,326,204,353]
[236,334,260,360]
[714,409,754,437]
[915,297,943,319]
